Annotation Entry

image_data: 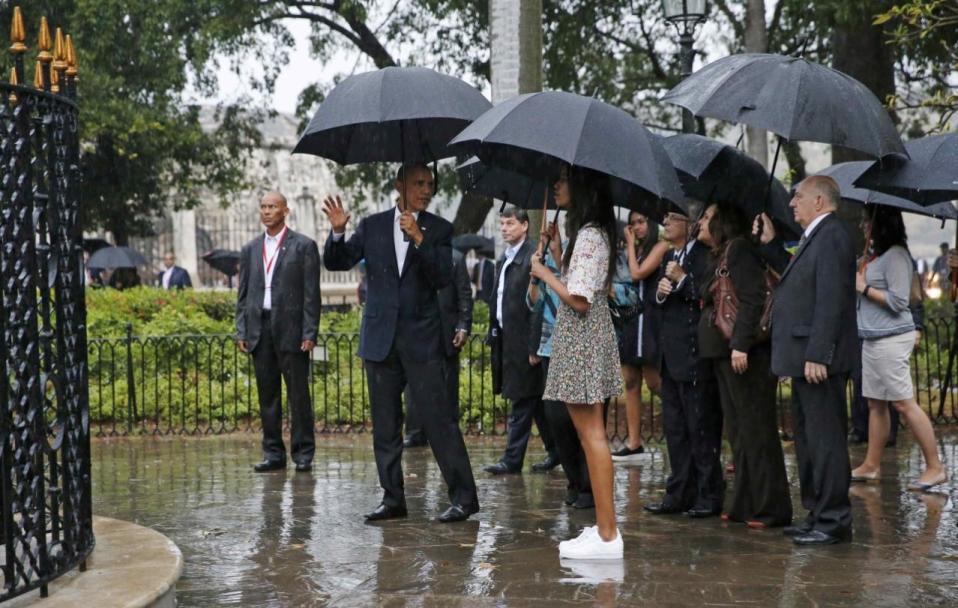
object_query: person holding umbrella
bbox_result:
[322,164,479,524]
[850,205,946,491]
[530,165,623,559]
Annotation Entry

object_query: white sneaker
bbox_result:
[558,526,597,552]
[559,528,623,560]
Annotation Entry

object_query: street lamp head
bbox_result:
[661,0,708,29]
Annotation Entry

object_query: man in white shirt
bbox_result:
[156,252,192,289]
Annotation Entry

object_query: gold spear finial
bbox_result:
[65,34,78,79]
[53,27,67,72]
[10,7,27,55]
[9,67,19,103]
[34,59,44,89]
[37,16,52,63]
[50,63,60,93]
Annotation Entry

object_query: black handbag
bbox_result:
[608,284,643,329]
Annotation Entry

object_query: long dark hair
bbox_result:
[867,205,909,256]
[628,210,660,262]
[562,166,618,288]
[708,201,750,255]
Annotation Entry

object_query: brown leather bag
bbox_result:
[710,241,776,344]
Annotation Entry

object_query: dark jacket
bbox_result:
[489,239,544,400]
[473,257,495,303]
[235,229,321,353]
[758,214,858,378]
[656,240,710,383]
[698,239,769,359]
[156,266,192,289]
[439,249,474,358]
[323,208,453,363]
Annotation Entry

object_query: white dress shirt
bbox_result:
[331,206,419,276]
[161,266,174,289]
[801,212,831,243]
[262,226,288,309]
[496,238,525,328]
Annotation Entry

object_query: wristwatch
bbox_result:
[862,285,871,297]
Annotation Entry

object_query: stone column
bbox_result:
[172,209,199,286]
[490,0,544,245]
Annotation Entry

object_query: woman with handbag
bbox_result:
[697,202,792,528]
[610,211,668,461]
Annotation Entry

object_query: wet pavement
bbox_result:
[92,434,958,607]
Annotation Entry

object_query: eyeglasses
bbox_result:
[664,214,688,224]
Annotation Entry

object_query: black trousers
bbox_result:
[499,394,556,470]
[251,313,315,465]
[365,333,478,512]
[713,351,792,526]
[659,360,724,511]
[404,352,460,443]
[541,358,591,497]
[791,374,853,536]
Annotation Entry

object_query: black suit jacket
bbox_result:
[759,214,858,378]
[489,239,544,400]
[156,266,192,289]
[235,229,322,353]
[474,258,495,303]
[438,249,474,358]
[656,240,710,383]
[323,208,453,363]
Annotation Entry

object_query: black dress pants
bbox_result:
[500,394,556,470]
[659,360,724,512]
[713,350,792,526]
[365,333,478,512]
[542,358,591,497]
[790,374,853,536]
[251,312,315,465]
[404,352,461,444]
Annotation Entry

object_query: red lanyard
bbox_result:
[262,227,288,274]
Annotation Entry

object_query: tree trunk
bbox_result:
[452,193,495,236]
[744,0,769,168]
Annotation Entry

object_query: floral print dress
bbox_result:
[544,224,623,404]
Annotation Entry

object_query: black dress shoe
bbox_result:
[847,431,867,445]
[573,492,595,510]
[403,436,428,448]
[782,524,812,537]
[685,507,721,519]
[564,488,578,506]
[643,502,684,515]
[531,455,559,472]
[364,503,408,522]
[253,460,286,473]
[792,529,850,546]
[437,504,476,523]
[294,461,312,473]
[482,462,519,475]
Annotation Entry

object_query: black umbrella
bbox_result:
[854,133,958,206]
[661,134,801,239]
[661,53,907,160]
[817,161,958,220]
[88,246,147,269]
[202,249,241,277]
[451,234,495,258]
[456,156,555,210]
[292,67,492,164]
[449,91,687,222]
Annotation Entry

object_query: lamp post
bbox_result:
[661,0,709,133]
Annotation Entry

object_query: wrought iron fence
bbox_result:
[88,317,958,442]
[0,8,93,602]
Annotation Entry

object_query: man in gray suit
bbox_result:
[236,191,322,473]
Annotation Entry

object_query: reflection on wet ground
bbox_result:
[93,434,958,607]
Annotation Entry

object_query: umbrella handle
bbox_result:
[951,221,958,302]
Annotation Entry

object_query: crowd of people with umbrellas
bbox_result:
[277,50,957,561]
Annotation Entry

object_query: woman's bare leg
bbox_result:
[620,364,642,450]
[892,398,946,484]
[852,398,889,477]
[568,402,617,541]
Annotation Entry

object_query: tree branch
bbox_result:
[713,0,745,40]
[636,17,669,81]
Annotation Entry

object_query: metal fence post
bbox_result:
[125,322,137,431]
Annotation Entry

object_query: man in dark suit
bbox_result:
[645,210,724,518]
[157,252,192,289]
[753,175,856,545]
[473,254,495,303]
[403,248,473,448]
[322,164,479,523]
[483,206,555,474]
[236,191,321,473]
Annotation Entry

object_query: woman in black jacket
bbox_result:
[697,202,792,528]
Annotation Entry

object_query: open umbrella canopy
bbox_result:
[451,234,495,258]
[817,161,958,221]
[661,134,801,238]
[457,157,555,210]
[202,249,242,277]
[292,67,492,164]
[449,91,686,222]
[854,133,958,206]
[87,246,147,269]
[662,53,907,160]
